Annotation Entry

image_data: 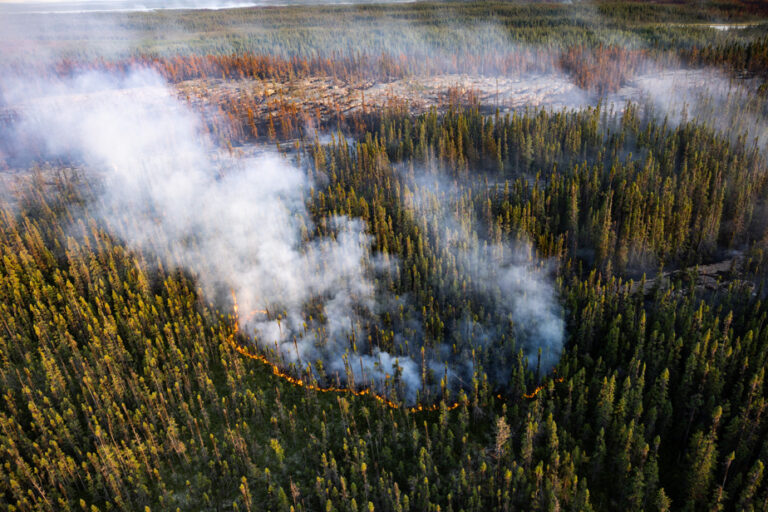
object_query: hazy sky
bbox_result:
[0,1,165,3]
[0,0,411,9]
[0,0,322,13]
[0,1,107,3]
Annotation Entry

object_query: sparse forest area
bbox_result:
[2,1,768,511]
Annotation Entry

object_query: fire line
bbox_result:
[228,290,560,413]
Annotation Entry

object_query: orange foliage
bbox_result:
[560,44,656,95]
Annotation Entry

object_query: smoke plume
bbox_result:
[1,67,427,399]
[0,63,569,402]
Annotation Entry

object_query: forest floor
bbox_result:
[176,68,715,123]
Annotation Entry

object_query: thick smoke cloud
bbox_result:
[2,67,431,401]
[1,63,569,401]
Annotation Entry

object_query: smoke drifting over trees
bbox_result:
[401,170,564,372]
[2,67,417,399]
[0,64,565,402]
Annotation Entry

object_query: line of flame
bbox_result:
[228,290,559,412]
[521,375,565,399]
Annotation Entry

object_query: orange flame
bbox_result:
[231,289,239,319]
[228,289,562,412]
[522,372,565,399]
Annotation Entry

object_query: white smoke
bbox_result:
[402,171,565,375]
[2,67,429,401]
[1,63,571,401]
[628,69,768,150]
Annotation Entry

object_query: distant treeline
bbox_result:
[6,32,768,103]
[2,0,768,60]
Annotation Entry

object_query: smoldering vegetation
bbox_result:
[0,67,421,402]
[0,63,569,403]
[2,0,767,138]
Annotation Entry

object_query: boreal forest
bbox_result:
[2,1,768,510]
